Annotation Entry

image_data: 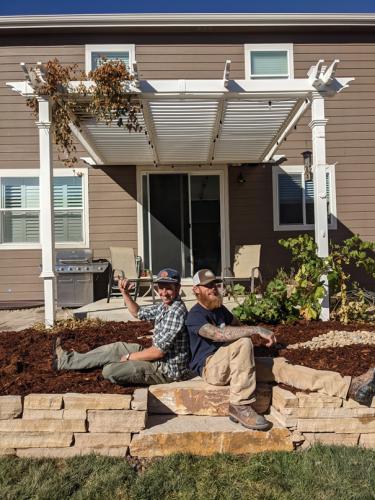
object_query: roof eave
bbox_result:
[1,13,375,30]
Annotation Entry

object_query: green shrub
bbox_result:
[231,234,375,324]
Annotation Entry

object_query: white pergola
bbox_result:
[7,59,353,326]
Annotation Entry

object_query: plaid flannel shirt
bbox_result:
[138,297,190,380]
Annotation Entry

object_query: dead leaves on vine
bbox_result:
[26,58,142,167]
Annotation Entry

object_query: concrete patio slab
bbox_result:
[73,296,239,321]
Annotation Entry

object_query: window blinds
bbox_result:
[251,51,288,77]
[91,51,130,70]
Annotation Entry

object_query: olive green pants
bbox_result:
[58,341,171,385]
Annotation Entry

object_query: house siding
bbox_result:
[0,32,374,302]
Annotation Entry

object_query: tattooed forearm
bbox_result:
[198,324,273,342]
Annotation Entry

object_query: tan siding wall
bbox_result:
[0,36,374,302]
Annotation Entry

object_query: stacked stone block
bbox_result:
[0,389,147,458]
[270,386,375,448]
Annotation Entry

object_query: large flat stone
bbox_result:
[24,394,63,410]
[131,388,148,411]
[296,393,343,408]
[0,396,22,419]
[0,419,86,433]
[303,433,359,446]
[273,406,375,419]
[0,432,73,449]
[149,378,271,416]
[359,434,375,449]
[270,407,297,428]
[74,432,131,448]
[63,393,131,410]
[272,387,298,410]
[63,409,87,420]
[88,410,146,433]
[148,379,229,416]
[130,415,292,457]
[297,417,375,433]
[17,446,128,458]
[22,409,64,420]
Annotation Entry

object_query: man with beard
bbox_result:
[186,269,375,431]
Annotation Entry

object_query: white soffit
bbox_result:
[81,113,154,164]
[78,96,300,165]
[147,99,219,164]
[214,98,299,162]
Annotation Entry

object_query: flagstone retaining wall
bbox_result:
[0,389,147,458]
[0,382,374,458]
[270,386,375,449]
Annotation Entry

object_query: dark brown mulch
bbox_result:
[0,321,153,396]
[0,319,374,396]
[252,320,375,358]
[280,344,375,378]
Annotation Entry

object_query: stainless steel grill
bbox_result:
[55,249,109,307]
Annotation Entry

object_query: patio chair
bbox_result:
[222,244,263,293]
[107,246,144,303]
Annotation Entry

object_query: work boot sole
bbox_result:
[229,415,271,431]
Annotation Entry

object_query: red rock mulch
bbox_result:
[0,319,374,395]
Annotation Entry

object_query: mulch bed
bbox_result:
[0,321,153,396]
[0,319,374,395]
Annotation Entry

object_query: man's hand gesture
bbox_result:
[254,326,277,347]
[118,278,135,296]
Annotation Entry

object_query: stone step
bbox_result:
[148,378,272,416]
[129,414,293,457]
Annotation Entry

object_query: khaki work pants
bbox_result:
[202,338,351,406]
[58,341,171,385]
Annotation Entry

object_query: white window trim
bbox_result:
[272,164,337,231]
[0,168,89,250]
[244,43,294,80]
[85,44,135,72]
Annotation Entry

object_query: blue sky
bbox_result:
[0,0,374,15]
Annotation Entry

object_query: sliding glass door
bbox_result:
[142,173,221,278]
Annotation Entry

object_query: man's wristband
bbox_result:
[125,353,131,361]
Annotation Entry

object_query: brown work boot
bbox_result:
[52,336,64,371]
[348,368,375,407]
[228,403,271,431]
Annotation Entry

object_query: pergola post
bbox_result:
[36,96,56,327]
[309,91,329,321]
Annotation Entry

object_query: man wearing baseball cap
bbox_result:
[53,268,190,386]
[187,269,375,431]
[186,268,274,431]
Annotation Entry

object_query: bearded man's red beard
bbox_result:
[197,292,223,310]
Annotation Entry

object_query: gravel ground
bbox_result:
[288,330,375,350]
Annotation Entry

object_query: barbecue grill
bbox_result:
[55,249,109,307]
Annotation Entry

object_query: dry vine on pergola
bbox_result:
[26,58,142,166]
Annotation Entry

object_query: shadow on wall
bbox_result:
[228,165,375,291]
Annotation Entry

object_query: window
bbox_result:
[0,169,88,248]
[85,44,135,72]
[272,165,337,231]
[244,44,293,79]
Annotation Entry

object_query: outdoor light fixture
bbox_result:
[302,150,313,181]
[237,172,246,184]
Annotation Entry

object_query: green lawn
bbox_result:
[0,446,374,500]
